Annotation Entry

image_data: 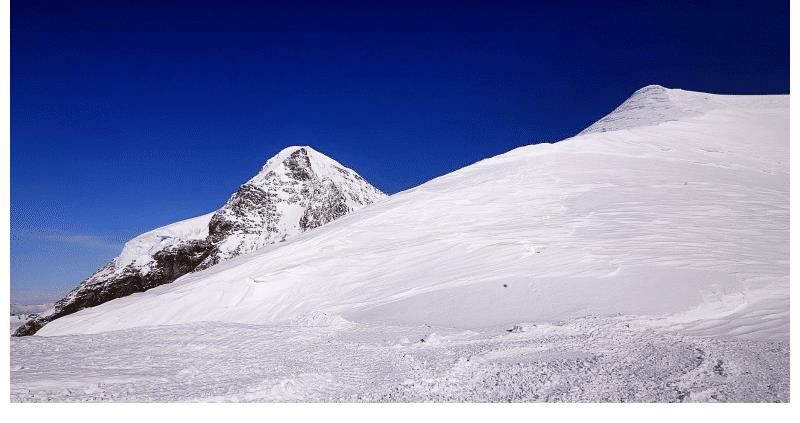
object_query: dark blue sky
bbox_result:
[11,0,789,301]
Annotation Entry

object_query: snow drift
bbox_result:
[38,85,789,340]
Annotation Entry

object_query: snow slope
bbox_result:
[38,86,789,340]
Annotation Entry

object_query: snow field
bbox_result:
[38,88,789,340]
[11,317,788,402]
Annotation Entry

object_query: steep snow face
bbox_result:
[39,87,789,341]
[15,147,386,336]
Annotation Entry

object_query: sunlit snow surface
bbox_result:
[10,317,788,402]
[11,86,789,402]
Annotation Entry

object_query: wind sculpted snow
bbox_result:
[37,86,789,341]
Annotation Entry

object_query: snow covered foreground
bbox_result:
[10,317,788,402]
[11,86,789,402]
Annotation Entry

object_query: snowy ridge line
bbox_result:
[578,84,786,135]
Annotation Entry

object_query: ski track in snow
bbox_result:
[10,317,787,402]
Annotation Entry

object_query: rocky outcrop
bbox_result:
[14,240,212,336]
[14,146,386,336]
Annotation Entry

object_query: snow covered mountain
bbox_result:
[14,146,386,336]
[36,86,789,342]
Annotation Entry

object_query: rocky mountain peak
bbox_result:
[282,147,314,181]
[14,146,386,336]
[256,145,314,177]
[200,146,385,268]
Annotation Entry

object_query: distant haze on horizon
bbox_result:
[11,0,789,302]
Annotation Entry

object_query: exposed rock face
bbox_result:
[196,147,385,269]
[14,146,386,336]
